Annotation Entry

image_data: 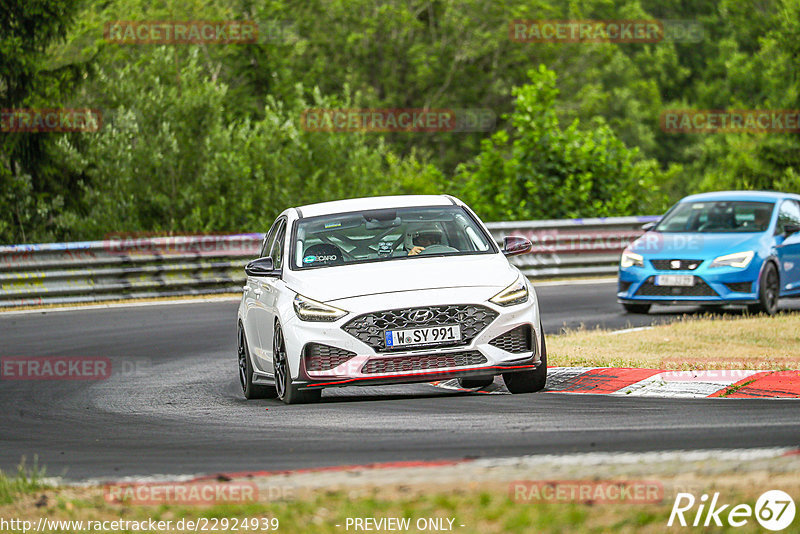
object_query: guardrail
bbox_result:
[486,215,659,278]
[0,216,657,308]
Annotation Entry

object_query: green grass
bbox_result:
[0,458,47,505]
[548,312,800,370]
[1,483,786,533]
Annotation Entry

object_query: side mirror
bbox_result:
[785,224,800,236]
[503,236,532,256]
[245,257,276,277]
[641,222,657,232]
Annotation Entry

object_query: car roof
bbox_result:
[680,190,800,203]
[295,195,457,218]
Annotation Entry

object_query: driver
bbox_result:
[752,208,772,230]
[408,230,442,256]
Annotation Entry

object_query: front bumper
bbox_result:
[294,355,537,389]
[281,287,543,388]
[618,258,762,305]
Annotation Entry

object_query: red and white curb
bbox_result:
[434,367,800,398]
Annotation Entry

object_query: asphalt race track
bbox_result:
[1,281,799,481]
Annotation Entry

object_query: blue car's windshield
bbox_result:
[655,201,774,233]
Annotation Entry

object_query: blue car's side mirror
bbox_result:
[785,224,800,236]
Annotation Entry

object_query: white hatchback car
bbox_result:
[237,195,547,403]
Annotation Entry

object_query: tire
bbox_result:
[273,323,321,405]
[238,324,277,400]
[458,376,495,389]
[503,324,547,394]
[622,303,651,314]
[748,262,780,316]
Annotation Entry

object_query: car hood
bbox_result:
[628,232,767,258]
[283,253,519,302]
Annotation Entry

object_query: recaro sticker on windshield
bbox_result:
[303,254,338,264]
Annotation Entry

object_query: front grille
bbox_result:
[360,350,486,374]
[635,276,718,297]
[303,343,356,371]
[651,259,704,271]
[342,304,498,352]
[725,281,753,293]
[489,325,533,354]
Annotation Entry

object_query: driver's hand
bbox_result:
[408,246,425,256]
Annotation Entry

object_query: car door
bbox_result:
[244,220,280,366]
[775,199,800,294]
[252,218,288,375]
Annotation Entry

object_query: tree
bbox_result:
[0,0,83,243]
[452,65,669,221]
[55,49,442,237]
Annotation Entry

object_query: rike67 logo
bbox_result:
[669,490,796,531]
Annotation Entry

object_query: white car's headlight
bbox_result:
[490,277,529,307]
[620,250,644,268]
[709,251,755,269]
[293,294,348,322]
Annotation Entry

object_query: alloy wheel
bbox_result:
[765,266,779,312]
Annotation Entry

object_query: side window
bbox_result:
[776,200,800,235]
[269,220,287,270]
[260,219,283,258]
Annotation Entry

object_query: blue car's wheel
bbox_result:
[749,262,779,316]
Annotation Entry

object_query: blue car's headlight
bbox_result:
[709,251,755,269]
[620,250,644,268]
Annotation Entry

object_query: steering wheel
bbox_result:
[418,244,459,255]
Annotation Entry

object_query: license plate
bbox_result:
[655,274,695,287]
[385,325,461,348]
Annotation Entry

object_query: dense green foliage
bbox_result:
[1,0,798,243]
[453,65,669,221]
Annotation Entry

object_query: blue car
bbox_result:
[618,191,800,315]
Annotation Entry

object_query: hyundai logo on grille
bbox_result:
[409,309,433,323]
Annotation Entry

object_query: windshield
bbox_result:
[291,206,496,269]
[655,201,775,233]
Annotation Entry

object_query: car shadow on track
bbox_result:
[228,382,480,405]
